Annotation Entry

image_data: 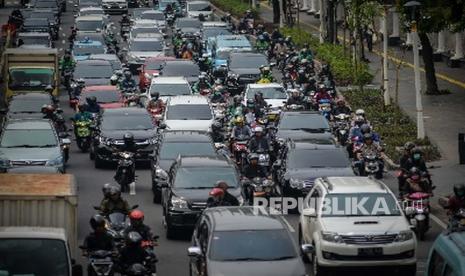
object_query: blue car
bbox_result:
[209,35,252,77]
[426,229,465,276]
[72,38,106,61]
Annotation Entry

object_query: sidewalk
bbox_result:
[257,3,465,196]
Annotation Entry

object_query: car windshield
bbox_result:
[188,2,211,11]
[141,12,165,20]
[9,99,50,113]
[247,87,286,99]
[1,129,57,147]
[279,114,329,130]
[23,19,48,28]
[166,104,211,120]
[84,90,120,103]
[215,49,231,60]
[130,40,164,51]
[145,60,166,70]
[73,44,105,55]
[174,166,238,188]
[149,83,191,96]
[74,64,113,78]
[230,55,268,69]
[0,238,69,276]
[162,63,200,77]
[209,229,297,261]
[33,1,57,8]
[76,20,103,31]
[288,149,349,168]
[80,9,103,16]
[321,193,402,217]
[30,13,55,21]
[176,19,201,28]
[102,114,154,130]
[19,36,49,46]
[131,28,161,38]
[160,142,215,159]
[9,68,53,91]
[203,28,231,40]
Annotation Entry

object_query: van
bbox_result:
[426,230,465,276]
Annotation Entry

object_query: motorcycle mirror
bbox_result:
[131,205,139,209]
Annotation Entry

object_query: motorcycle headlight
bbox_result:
[289,178,304,189]
[0,159,12,168]
[155,166,168,180]
[171,195,188,209]
[394,230,414,242]
[46,155,63,166]
[321,231,344,243]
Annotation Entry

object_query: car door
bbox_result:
[162,163,176,212]
[191,220,210,276]
[302,186,322,244]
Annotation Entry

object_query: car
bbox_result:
[102,0,128,14]
[16,32,52,48]
[75,15,107,33]
[188,206,309,276]
[228,52,268,87]
[174,17,202,36]
[78,0,102,8]
[89,54,122,71]
[244,83,288,109]
[200,22,232,43]
[159,59,200,84]
[78,6,105,16]
[72,38,106,61]
[90,108,157,168]
[150,131,219,203]
[163,95,213,132]
[132,7,151,18]
[146,77,192,102]
[73,59,114,86]
[299,176,417,275]
[210,35,252,75]
[273,140,354,197]
[3,93,57,119]
[127,37,166,73]
[79,86,124,109]
[28,10,59,34]
[129,22,164,41]
[0,119,69,173]
[138,10,166,31]
[161,156,242,238]
[27,0,60,15]
[157,0,181,15]
[426,230,465,276]
[21,18,57,40]
[276,111,332,141]
[75,33,106,45]
[186,0,212,19]
[138,56,176,90]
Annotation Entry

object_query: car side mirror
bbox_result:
[187,246,202,258]
[301,244,314,254]
[72,264,83,276]
[302,208,316,217]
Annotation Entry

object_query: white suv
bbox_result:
[299,176,416,276]
[163,95,213,132]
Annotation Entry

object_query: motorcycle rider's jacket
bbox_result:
[85,103,101,114]
[299,51,313,62]
[286,96,304,106]
[59,57,76,71]
[210,92,225,103]
[73,111,93,122]
[124,224,153,241]
[147,99,165,110]
[248,136,270,153]
[446,196,465,214]
[193,80,212,93]
[358,143,383,158]
[227,104,245,117]
[255,40,269,51]
[273,43,287,54]
[231,125,252,140]
[121,79,137,91]
[405,158,428,173]
[100,198,130,215]
[223,191,239,206]
[243,164,268,179]
[83,231,114,252]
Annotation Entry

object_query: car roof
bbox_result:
[4,119,53,130]
[132,36,163,42]
[75,15,104,21]
[145,56,176,63]
[188,0,210,4]
[18,32,50,37]
[247,83,283,89]
[177,156,231,168]
[168,95,209,105]
[163,131,212,142]
[76,59,111,66]
[202,21,228,28]
[229,52,266,58]
[164,59,196,66]
[142,10,163,14]
[282,111,322,117]
[80,6,103,10]
[102,107,150,116]
[320,177,389,194]
[89,54,119,61]
[288,141,338,150]
[151,76,188,84]
[133,19,159,24]
[9,93,52,101]
[205,207,286,231]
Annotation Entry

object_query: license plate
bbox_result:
[358,247,383,256]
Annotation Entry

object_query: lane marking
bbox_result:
[282,216,295,232]
[130,181,136,195]
[430,214,447,230]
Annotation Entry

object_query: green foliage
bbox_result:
[343,89,440,162]
[281,27,373,86]
[344,0,382,31]
[210,0,258,19]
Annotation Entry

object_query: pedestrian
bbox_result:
[365,25,373,53]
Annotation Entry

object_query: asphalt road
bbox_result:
[45,2,447,275]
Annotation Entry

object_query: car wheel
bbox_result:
[399,264,416,276]
[298,225,310,263]
[165,216,177,240]
[94,155,105,169]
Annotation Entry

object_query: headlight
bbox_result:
[171,195,188,209]
[0,159,12,168]
[237,196,244,206]
[155,167,168,179]
[394,230,414,242]
[46,155,63,166]
[321,231,344,243]
[289,178,304,189]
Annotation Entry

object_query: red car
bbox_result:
[79,86,125,109]
[138,56,176,91]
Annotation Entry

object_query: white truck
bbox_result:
[0,174,82,276]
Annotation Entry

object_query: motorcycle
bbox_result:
[120,24,130,40]
[243,177,280,205]
[318,99,332,120]
[231,135,249,170]
[114,151,136,193]
[403,192,431,240]
[332,113,350,146]
[82,250,115,276]
[361,153,382,179]
[74,119,93,152]
[148,107,164,126]
[62,68,73,94]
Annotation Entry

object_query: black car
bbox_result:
[73,60,113,86]
[160,60,200,85]
[273,140,354,197]
[228,52,268,87]
[90,108,158,168]
[174,18,202,36]
[3,93,57,119]
[276,111,333,142]
[161,156,243,239]
[188,207,308,276]
[151,131,222,203]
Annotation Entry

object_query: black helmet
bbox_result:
[454,183,465,198]
[77,104,86,112]
[404,141,415,151]
[360,124,371,134]
[126,231,142,246]
[123,132,134,145]
[151,91,160,100]
[90,214,105,230]
[86,96,97,105]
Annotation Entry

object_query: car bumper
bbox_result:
[316,239,416,267]
[103,6,128,13]
[167,209,202,229]
[95,143,155,162]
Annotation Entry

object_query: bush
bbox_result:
[343,89,440,162]
[210,0,258,19]
[281,27,373,86]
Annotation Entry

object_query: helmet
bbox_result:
[123,132,134,145]
[126,231,142,246]
[122,14,127,18]
[45,85,53,93]
[216,180,229,190]
[409,167,421,183]
[360,124,371,134]
[102,183,112,197]
[41,104,54,113]
[199,74,205,80]
[248,153,259,160]
[77,78,85,86]
[77,104,86,112]
[255,126,263,133]
[453,183,465,198]
[90,214,105,230]
[86,96,97,105]
[109,185,121,197]
[404,141,415,151]
[235,116,244,125]
[151,91,160,100]
[355,109,365,116]
[124,71,132,79]
[363,133,372,141]
[258,35,264,41]
[209,187,224,197]
[129,210,144,224]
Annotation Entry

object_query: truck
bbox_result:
[0,173,80,275]
[1,48,60,100]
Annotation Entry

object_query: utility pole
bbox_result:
[319,0,325,43]
[382,5,390,106]
[279,0,285,27]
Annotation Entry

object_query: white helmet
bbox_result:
[255,126,263,133]
[355,109,365,116]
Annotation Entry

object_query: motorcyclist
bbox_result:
[248,126,270,153]
[271,28,283,42]
[120,14,131,25]
[403,167,432,195]
[286,89,304,106]
[273,39,287,57]
[41,104,56,121]
[352,109,368,125]
[210,86,226,103]
[8,9,23,28]
[99,185,130,215]
[71,78,86,98]
[332,99,351,116]
[227,96,245,118]
[198,53,212,72]
[206,188,227,207]
[243,153,268,179]
[355,133,384,179]
[120,71,137,92]
[121,132,138,153]
[119,232,156,273]
[253,92,268,116]
[255,35,269,52]
[299,46,313,62]
[259,65,274,82]
[181,44,194,60]
[398,142,416,192]
[313,84,332,104]
[81,214,115,256]
[165,3,174,14]
[441,184,465,215]
[124,210,153,241]
[73,104,93,122]
[215,181,240,206]
[231,116,252,141]
[407,147,429,173]
[147,92,165,110]
[284,36,294,49]
[192,74,212,94]
[59,50,76,73]
[84,96,101,114]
